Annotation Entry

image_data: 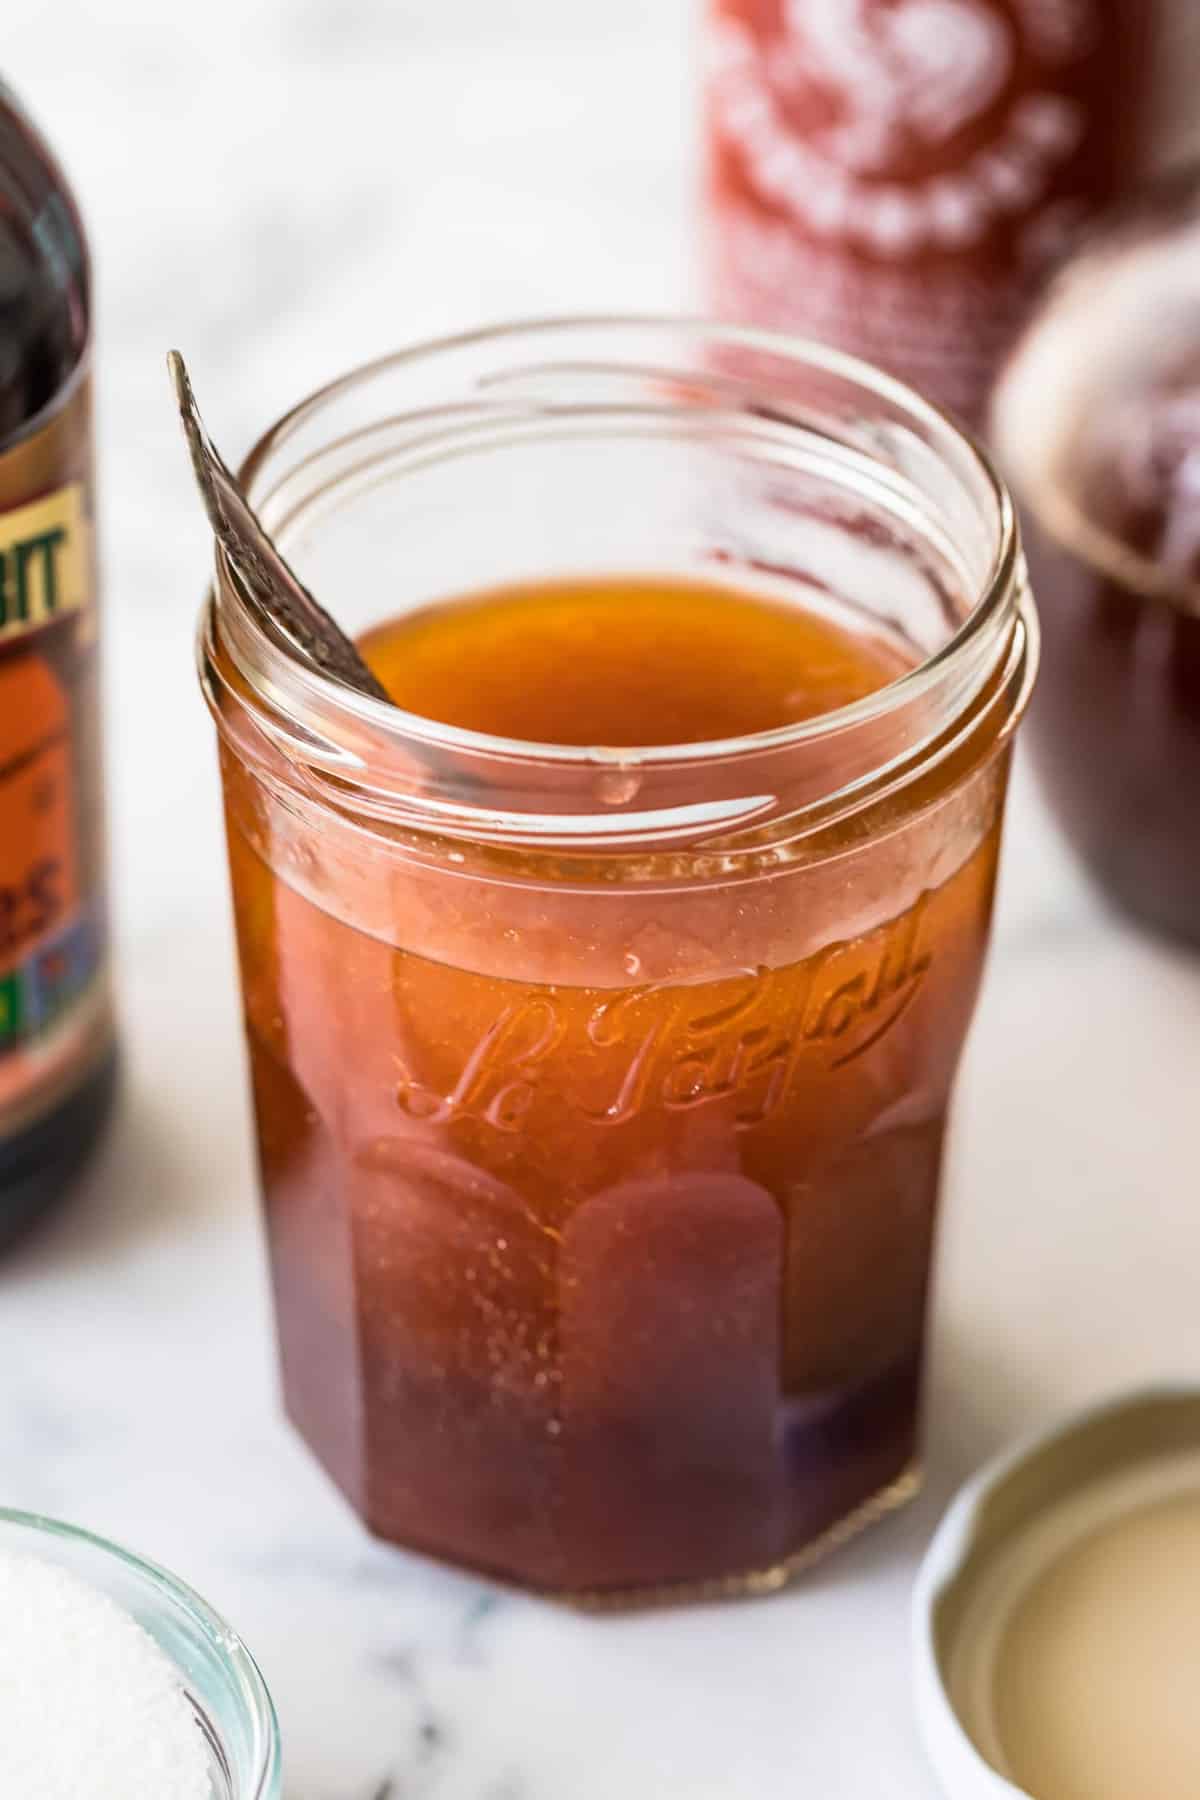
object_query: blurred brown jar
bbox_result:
[705,1,1200,427]
[0,81,116,1246]
[992,171,1200,945]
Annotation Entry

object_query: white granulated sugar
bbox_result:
[0,1548,211,1799]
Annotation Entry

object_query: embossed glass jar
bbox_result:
[199,320,1037,1601]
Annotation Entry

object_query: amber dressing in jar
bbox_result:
[202,321,1036,1600]
[357,574,913,741]
[224,581,1011,1593]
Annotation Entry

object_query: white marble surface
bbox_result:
[4,3,1200,1796]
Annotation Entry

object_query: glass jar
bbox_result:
[199,319,1037,1601]
[0,1509,281,1798]
[992,172,1200,944]
[0,81,118,1247]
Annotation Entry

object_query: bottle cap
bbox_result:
[914,1386,1200,1798]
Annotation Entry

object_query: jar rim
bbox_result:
[222,314,1023,771]
[0,1506,282,1800]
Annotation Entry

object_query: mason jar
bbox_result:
[199,319,1037,1601]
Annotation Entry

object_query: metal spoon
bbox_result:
[167,349,391,703]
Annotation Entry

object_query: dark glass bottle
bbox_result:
[0,82,116,1247]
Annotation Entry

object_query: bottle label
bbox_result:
[0,485,87,639]
[0,394,108,1101]
[706,0,1200,424]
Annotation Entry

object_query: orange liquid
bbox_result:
[358,574,910,745]
[226,575,1004,1593]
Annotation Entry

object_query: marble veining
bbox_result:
[3,2,1200,1794]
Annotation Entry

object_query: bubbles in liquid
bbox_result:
[596,767,641,806]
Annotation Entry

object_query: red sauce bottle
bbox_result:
[705,1,1200,427]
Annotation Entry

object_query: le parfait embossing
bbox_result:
[395,897,933,1134]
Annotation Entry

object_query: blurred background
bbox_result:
[3,4,1198,1798]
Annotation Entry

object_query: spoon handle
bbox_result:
[168,350,391,704]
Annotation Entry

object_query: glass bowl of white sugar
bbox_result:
[0,1507,281,1799]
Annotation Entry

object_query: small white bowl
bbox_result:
[0,1508,281,1799]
